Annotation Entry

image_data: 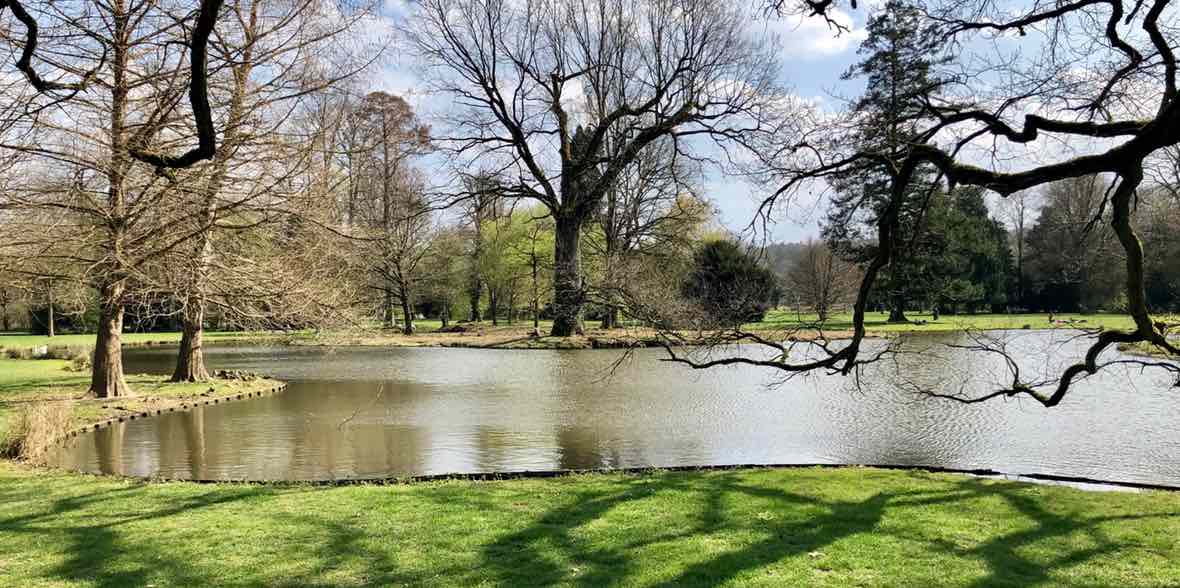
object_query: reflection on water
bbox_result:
[48,331,1180,484]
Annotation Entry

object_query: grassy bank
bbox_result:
[227,313,1149,350]
[0,358,281,460]
[756,310,1144,333]
[1,463,1178,586]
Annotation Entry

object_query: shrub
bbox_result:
[66,353,91,372]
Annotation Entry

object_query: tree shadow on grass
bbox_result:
[478,471,1180,587]
[0,480,304,588]
[1,470,1177,586]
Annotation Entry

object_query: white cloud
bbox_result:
[765,10,867,59]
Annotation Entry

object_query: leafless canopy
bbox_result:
[1,0,222,169]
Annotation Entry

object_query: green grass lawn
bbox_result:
[0,463,1177,586]
[753,310,1146,333]
[0,330,288,354]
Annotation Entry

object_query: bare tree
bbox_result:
[593,138,707,328]
[164,0,376,381]
[407,0,789,336]
[371,173,434,335]
[998,190,1040,308]
[0,1,209,397]
[344,92,430,328]
[0,0,223,168]
[786,239,860,321]
[0,0,377,395]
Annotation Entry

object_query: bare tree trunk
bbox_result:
[441,300,450,329]
[383,280,396,328]
[468,280,483,322]
[172,297,210,382]
[551,214,584,336]
[400,285,414,335]
[1015,233,1025,307]
[469,228,484,322]
[46,281,54,338]
[489,288,499,326]
[91,2,132,399]
[91,281,131,398]
[172,200,216,383]
[532,254,540,335]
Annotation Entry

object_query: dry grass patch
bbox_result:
[0,399,73,462]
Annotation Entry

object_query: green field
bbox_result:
[1,463,1178,586]
[754,311,1144,333]
[0,330,288,354]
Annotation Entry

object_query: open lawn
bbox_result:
[0,330,286,355]
[753,310,1147,333]
[0,463,1178,586]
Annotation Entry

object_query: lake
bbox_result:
[48,331,1180,485]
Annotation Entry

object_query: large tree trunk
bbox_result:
[172,298,210,382]
[888,293,908,323]
[91,281,131,398]
[94,7,131,401]
[551,214,584,336]
[173,202,216,383]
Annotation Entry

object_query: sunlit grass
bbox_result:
[751,310,1142,333]
[0,463,1177,586]
[0,330,286,353]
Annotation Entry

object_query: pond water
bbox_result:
[48,331,1180,485]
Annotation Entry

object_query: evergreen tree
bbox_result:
[927,187,1013,313]
[682,240,782,327]
[822,0,950,322]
